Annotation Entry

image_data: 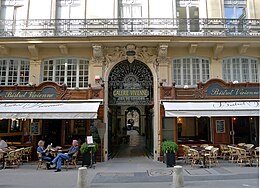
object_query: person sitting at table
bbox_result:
[37,140,53,169]
[0,137,8,149]
[49,140,79,172]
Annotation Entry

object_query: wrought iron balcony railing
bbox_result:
[0,18,259,38]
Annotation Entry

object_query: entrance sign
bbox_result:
[108,60,153,106]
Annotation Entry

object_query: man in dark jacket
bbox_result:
[49,140,79,172]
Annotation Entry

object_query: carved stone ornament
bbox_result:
[91,45,104,65]
[136,47,157,64]
[105,46,125,64]
[156,44,169,64]
[126,44,137,63]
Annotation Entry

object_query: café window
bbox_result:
[10,119,21,132]
[177,117,210,143]
[42,58,89,88]
[0,119,8,133]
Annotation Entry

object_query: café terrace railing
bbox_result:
[0,18,260,38]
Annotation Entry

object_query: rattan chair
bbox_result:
[207,147,219,167]
[64,151,78,170]
[219,144,229,160]
[36,152,48,170]
[237,148,251,167]
[23,146,33,162]
[4,150,20,169]
[251,147,259,167]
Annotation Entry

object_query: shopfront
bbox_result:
[160,79,260,158]
[0,82,104,158]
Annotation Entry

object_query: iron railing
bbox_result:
[0,18,259,38]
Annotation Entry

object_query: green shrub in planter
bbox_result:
[161,140,178,153]
[80,142,98,154]
[80,142,98,167]
[161,140,178,167]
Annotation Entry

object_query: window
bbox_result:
[177,117,210,143]
[222,57,259,83]
[0,58,30,85]
[172,57,210,86]
[119,0,144,18]
[224,0,246,19]
[43,58,89,88]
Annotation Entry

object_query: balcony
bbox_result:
[0,18,259,38]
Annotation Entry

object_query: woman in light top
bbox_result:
[37,140,52,169]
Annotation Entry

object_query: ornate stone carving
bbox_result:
[91,45,104,65]
[137,47,157,64]
[156,44,169,64]
[105,46,125,64]
[126,44,137,63]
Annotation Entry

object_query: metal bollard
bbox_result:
[173,165,184,188]
[77,167,88,188]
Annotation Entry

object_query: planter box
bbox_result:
[165,153,176,167]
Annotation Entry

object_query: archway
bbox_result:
[107,59,154,158]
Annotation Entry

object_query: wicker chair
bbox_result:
[237,148,251,167]
[36,152,48,170]
[64,151,78,170]
[4,150,20,169]
[219,144,229,160]
[22,146,33,162]
[251,147,259,167]
[207,147,219,167]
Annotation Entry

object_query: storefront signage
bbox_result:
[207,84,259,97]
[112,89,151,105]
[0,87,57,99]
[113,89,149,97]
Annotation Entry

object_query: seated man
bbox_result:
[37,140,53,169]
[49,140,79,172]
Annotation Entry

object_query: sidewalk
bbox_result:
[0,157,258,188]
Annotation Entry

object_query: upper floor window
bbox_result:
[172,57,210,87]
[42,58,89,88]
[0,58,30,86]
[224,0,246,19]
[56,0,81,19]
[222,57,259,83]
[119,0,144,18]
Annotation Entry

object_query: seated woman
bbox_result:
[49,140,79,172]
[37,140,53,169]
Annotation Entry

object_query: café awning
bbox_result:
[0,100,102,119]
[162,100,260,117]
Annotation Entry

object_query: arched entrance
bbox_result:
[107,59,154,158]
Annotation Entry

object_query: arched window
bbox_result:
[0,58,30,85]
[222,57,259,83]
[42,58,89,88]
[172,57,210,87]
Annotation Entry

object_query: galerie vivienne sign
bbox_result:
[0,87,57,99]
[207,84,259,97]
[113,89,150,105]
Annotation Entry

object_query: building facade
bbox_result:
[0,0,259,161]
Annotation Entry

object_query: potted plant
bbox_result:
[80,142,98,167]
[161,140,178,167]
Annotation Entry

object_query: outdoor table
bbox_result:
[194,146,209,168]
